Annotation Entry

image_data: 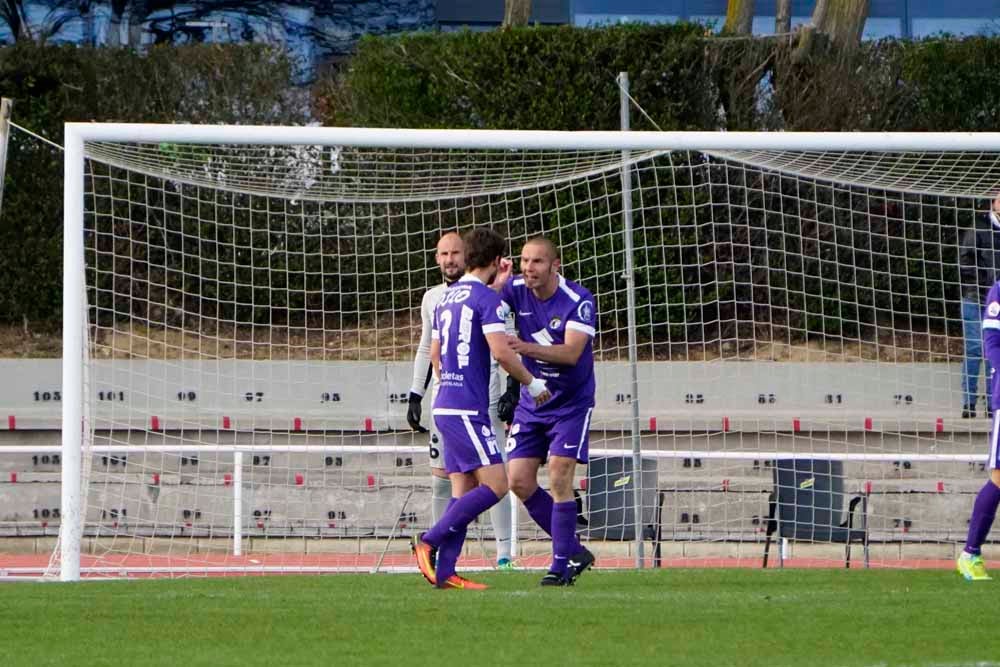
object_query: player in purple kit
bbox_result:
[411,227,551,590]
[499,236,597,586]
[958,275,1000,581]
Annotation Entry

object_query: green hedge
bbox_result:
[6,27,1000,345]
[0,42,306,327]
[323,23,715,131]
[314,27,1000,344]
[322,26,1000,133]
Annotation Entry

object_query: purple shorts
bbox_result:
[506,406,593,463]
[990,412,1000,470]
[433,411,503,474]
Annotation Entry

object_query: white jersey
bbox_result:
[411,281,502,405]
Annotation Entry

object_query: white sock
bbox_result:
[490,492,513,561]
[430,474,451,526]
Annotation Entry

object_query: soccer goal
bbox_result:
[51,123,1000,580]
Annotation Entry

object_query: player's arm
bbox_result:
[486,332,551,406]
[507,329,590,366]
[406,291,435,432]
[430,337,442,382]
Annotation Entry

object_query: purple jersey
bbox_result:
[500,274,596,416]
[432,275,507,416]
[983,281,1000,411]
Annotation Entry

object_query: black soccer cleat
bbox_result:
[540,572,571,587]
[565,547,595,584]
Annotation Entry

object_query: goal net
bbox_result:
[50,125,1000,579]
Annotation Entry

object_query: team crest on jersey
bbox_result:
[577,301,594,323]
[990,301,1000,317]
[496,303,510,320]
[549,316,562,330]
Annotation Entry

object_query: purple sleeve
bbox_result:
[431,304,440,341]
[566,288,597,338]
[478,289,507,336]
[499,278,517,312]
[983,282,1000,367]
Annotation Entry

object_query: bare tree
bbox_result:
[0,0,95,43]
[503,0,531,28]
[0,0,31,40]
[722,0,754,35]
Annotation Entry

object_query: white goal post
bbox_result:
[55,123,1000,581]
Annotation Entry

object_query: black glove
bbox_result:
[496,376,520,424]
[406,392,428,432]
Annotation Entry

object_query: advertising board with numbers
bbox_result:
[0,359,975,432]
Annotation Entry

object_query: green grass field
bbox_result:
[3,569,998,666]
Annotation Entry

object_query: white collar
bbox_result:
[990,211,1000,230]
[459,274,485,285]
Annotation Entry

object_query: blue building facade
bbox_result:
[568,1,999,39]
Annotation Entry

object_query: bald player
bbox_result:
[407,231,515,568]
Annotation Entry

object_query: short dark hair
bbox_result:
[463,227,506,270]
[524,236,560,260]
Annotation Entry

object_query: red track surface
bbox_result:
[0,552,956,578]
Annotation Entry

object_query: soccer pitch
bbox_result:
[2,569,997,666]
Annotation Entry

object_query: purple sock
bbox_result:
[424,485,500,548]
[965,480,1000,555]
[551,501,578,577]
[524,487,583,554]
[524,486,555,535]
[435,525,468,584]
[434,498,465,582]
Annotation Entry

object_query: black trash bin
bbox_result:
[585,455,658,540]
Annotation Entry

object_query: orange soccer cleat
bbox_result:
[438,574,489,590]
[411,533,438,586]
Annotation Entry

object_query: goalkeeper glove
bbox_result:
[406,392,428,433]
[497,375,520,424]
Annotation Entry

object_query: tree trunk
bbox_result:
[2,0,31,41]
[792,0,869,63]
[80,2,94,46]
[127,10,145,46]
[723,0,754,35]
[502,0,531,28]
[116,0,150,47]
[818,0,869,49]
[109,10,124,46]
[775,0,791,34]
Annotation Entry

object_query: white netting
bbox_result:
[31,128,1000,578]
[709,150,1000,198]
[84,141,665,202]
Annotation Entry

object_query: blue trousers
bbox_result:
[962,298,992,409]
